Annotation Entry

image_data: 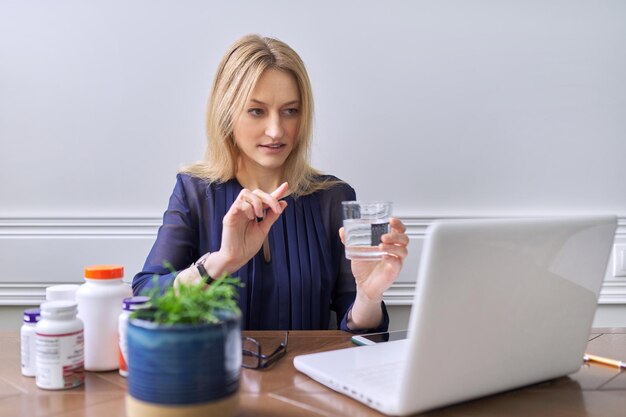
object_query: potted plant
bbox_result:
[125,274,242,417]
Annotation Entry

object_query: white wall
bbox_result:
[1,1,625,328]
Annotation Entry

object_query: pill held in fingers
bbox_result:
[256,208,269,222]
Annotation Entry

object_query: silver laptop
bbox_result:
[294,216,617,415]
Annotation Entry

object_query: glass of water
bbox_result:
[342,201,392,261]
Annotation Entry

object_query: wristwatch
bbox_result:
[194,252,215,284]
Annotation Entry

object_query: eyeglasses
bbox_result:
[242,332,288,369]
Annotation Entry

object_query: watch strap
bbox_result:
[195,253,215,284]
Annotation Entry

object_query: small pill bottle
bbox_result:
[76,265,132,371]
[118,296,150,377]
[35,301,84,390]
[20,308,41,377]
[46,284,79,301]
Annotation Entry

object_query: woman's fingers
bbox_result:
[381,217,409,246]
[380,216,409,247]
[233,185,289,226]
[257,200,288,234]
[236,183,289,220]
[264,182,289,213]
[271,182,289,200]
[379,217,408,260]
[379,242,408,260]
[252,189,283,215]
[381,231,409,246]
[389,217,406,233]
[232,197,257,221]
[237,189,265,218]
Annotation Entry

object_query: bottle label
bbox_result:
[36,330,85,389]
[118,316,128,376]
[21,330,37,376]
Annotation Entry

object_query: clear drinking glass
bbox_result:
[342,201,392,261]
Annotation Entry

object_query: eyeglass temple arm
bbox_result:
[260,345,286,368]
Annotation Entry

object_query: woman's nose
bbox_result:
[265,114,284,139]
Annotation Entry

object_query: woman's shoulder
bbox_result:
[175,173,238,193]
[312,174,356,200]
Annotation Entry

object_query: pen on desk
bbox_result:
[583,353,626,369]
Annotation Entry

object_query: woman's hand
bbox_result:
[174,183,288,289]
[209,182,289,276]
[339,217,409,328]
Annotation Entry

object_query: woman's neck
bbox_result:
[235,165,284,194]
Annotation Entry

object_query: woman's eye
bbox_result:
[283,108,299,116]
[248,108,264,116]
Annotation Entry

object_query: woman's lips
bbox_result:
[259,143,286,153]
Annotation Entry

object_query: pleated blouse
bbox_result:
[132,174,389,332]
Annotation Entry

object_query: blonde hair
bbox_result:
[181,34,337,196]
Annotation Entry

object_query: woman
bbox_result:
[132,34,409,332]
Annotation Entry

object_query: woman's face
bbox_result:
[232,68,301,176]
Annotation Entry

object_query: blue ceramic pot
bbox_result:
[126,311,241,405]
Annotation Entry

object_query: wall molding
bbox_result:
[0,217,161,237]
[1,215,625,306]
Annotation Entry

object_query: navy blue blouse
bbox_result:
[132,174,389,332]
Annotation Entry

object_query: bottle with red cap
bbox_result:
[76,265,132,371]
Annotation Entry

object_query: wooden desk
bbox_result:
[1,329,625,416]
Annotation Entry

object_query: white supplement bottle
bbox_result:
[46,284,79,301]
[20,308,41,377]
[35,301,84,390]
[76,265,132,371]
[118,296,150,377]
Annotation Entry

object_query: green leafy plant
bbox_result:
[132,265,243,325]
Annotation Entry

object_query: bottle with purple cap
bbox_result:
[21,308,41,377]
[118,296,150,377]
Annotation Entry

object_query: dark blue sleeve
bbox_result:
[132,175,199,295]
[323,179,390,333]
[338,299,390,334]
